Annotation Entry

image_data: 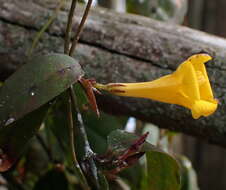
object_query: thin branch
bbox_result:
[64,0,99,187]
[64,2,87,186]
[69,0,93,56]
[69,87,90,152]
[64,0,77,54]
[67,97,90,189]
[69,86,100,188]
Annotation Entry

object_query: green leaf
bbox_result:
[142,151,181,190]
[45,93,76,164]
[0,104,50,172]
[0,53,84,127]
[33,168,69,190]
[74,84,127,154]
[45,94,69,152]
[85,113,126,154]
[107,130,181,190]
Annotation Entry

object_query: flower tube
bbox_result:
[95,54,218,119]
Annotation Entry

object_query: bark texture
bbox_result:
[1,0,226,147]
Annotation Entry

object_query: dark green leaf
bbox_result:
[0,53,84,126]
[74,84,127,154]
[45,94,70,158]
[33,168,69,190]
[0,104,50,172]
[85,113,126,155]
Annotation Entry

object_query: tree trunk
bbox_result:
[1,0,226,148]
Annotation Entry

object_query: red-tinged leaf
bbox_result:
[118,132,149,161]
[107,130,161,156]
[109,152,145,175]
[107,130,181,190]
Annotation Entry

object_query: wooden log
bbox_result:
[1,0,226,147]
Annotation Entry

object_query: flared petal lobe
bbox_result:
[191,100,218,119]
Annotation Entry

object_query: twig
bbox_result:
[67,97,90,189]
[28,0,65,57]
[64,0,77,54]
[69,87,91,152]
[69,0,93,56]
[69,86,100,188]
[64,0,95,157]
[64,0,99,188]
[64,2,82,181]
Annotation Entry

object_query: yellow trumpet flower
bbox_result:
[95,54,218,119]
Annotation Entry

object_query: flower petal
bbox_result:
[189,54,214,101]
[191,100,218,119]
[175,59,200,100]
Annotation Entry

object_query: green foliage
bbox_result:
[0,104,50,172]
[0,1,198,189]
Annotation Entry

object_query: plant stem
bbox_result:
[65,0,94,155]
[69,86,100,188]
[67,97,90,189]
[64,0,99,188]
[64,2,81,179]
[69,0,93,56]
[69,87,91,152]
[64,0,77,54]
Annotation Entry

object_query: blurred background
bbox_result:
[92,0,226,189]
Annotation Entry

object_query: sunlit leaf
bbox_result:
[142,151,181,190]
